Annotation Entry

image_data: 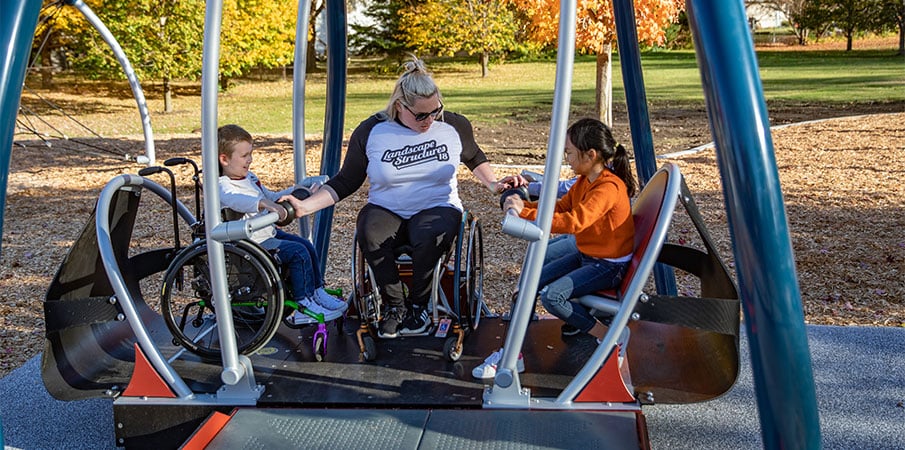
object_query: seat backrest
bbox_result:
[616,164,677,295]
[566,164,682,401]
[221,207,244,222]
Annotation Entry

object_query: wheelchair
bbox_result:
[348,209,485,362]
[148,159,333,363]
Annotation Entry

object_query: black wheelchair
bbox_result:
[348,210,485,362]
[147,159,333,362]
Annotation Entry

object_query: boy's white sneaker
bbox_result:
[313,288,348,312]
[299,298,343,321]
[472,348,525,379]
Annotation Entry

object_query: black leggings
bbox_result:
[356,203,462,310]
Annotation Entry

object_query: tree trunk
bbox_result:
[595,45,613,127]
[163,76,173,113]
[40,38,54,88]
[480,52,489,78]
[307,35,317,72]
[306,0,323,72]
[899,23,905,56]
[219,73,231,91]
[846,32,853,51]
[796,27,808,46]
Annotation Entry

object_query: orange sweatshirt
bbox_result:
[519,171,634,259]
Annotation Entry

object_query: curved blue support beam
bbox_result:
[686,0,820,447]
[612,0,676,296]
[0,0,42,259]
[313,0,347,274]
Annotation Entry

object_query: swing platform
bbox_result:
[114,316,651,448]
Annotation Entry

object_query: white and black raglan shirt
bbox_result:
[219,171,294,243]
[324,112,489,219]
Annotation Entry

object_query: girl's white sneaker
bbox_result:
[472,348,525,379]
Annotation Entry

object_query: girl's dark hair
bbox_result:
[567,118,637,197]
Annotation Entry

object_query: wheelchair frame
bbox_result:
[349,209,484,362]
[148,159,334,363]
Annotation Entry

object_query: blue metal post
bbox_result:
[687,0,820,447]
[612,0,677,295]
[312,0,347,274]
[0,0,42,260]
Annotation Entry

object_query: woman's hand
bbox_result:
[494,174,528,193]
[277,195,305,218]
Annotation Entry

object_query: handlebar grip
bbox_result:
[138,166,163,177]
[290,187,312,201]
[277,201,295,226]
[499,186,529,210]
[163,157,189,166]
[275,187,313,226]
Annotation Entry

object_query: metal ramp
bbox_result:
[112,318,641,447]
[200,408,645,449]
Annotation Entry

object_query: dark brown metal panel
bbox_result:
[627,321,739,404]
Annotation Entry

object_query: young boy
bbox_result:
[217,124,346,323]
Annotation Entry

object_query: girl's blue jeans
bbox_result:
[537,235,629,334]
[260,229,322,302]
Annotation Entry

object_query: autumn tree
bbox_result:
[306,0,326,72]
[61,0,205,112]
[753,0,813,44]
[877,0,905,55]
[52,0,298,111]
[828,0,884,51]
[513,0,683,124]
[793,0,836,43]
[30,1,91,88]
[219,0,298,86]
[351,0,415,61]
[398,0,520,77]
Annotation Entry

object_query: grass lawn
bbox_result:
[18,41,905,138]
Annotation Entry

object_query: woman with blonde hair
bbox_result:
[282,56,522,338]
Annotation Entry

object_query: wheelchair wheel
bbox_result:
[161,241,284,361]
[351,234,381,331]
[463,216,484,330]
[314,333,326,362]
[443,336,462,362]
[361,334,377,362]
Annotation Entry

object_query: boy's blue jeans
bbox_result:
[537,235,629,334]
[259,229,322,302]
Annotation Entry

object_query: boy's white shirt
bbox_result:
[219,171,295,243]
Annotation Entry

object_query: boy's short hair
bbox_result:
[218,124,253,157]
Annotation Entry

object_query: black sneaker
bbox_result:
[399,306,430,335]
[378,307,404,339]
[561,323,580,336]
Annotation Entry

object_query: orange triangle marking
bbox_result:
[574,345,635,403]
[122,343,176,398]
[181,410,236,450]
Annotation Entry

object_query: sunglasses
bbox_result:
[402,102,444,122]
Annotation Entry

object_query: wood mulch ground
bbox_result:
[2,111,903,378]
[4,34,904,377]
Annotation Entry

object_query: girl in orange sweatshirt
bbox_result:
[504,118,637,342]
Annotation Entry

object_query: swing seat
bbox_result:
[577,163,741,404]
